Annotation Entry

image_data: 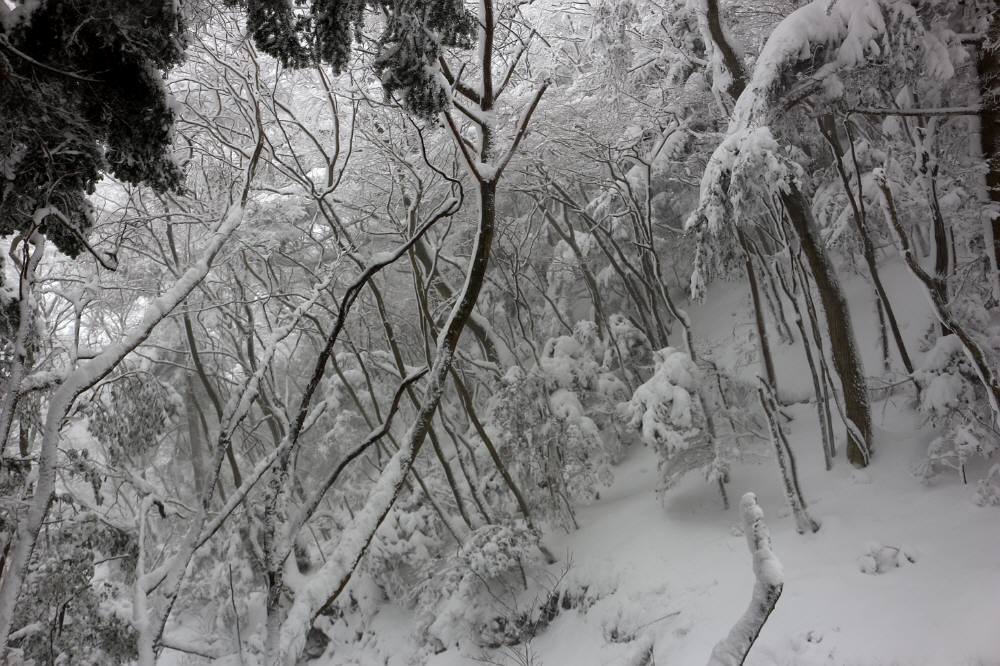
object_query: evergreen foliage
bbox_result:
[0,0,186,256]
[227,0,476,117]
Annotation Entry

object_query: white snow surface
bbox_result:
[317,404,1000,665]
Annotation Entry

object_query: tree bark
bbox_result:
[0,234,43,453]
[781,186,872,466]
[977,12,1000,299]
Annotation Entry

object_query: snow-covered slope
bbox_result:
[317,260,1000,666]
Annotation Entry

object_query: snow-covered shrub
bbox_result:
[418,521,551,649]
[548,388,614,502]
[365,489,449,600]
[918,424,999,485]
[596,585,673,647]
[620,347,716,490]
[487,321,633,525]
[177,517,268,656]
[974,465,1000,507]
[913,336,1000,485]
[11,510,138,665]
[83,370,176,467]
[546,233,601,329]
[856,542,918,575]
[622,347,699,448]
[538,323,603,393]
[915,336,980,418]
[487,365,609,526]
[486,365,557,520]
[601,314,653,384]
[708,368,767,457]
[0,282,17,333]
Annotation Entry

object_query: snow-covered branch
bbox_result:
[493,81,549,181]
[0,111,265,643]
[849,106,981,117]
[692,0,945,229]
[707,492,784,666]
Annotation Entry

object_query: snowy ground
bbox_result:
[316,260,1000,666]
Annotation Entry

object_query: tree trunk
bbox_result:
[875,297,890,372]
[781,186,872,466]
[0,234,44,452]
[758,382,819,535]
[411,230,501,368]
[278,179,500,663]
[772,254,834,470]
[737,228,778,389]
[0,198,255,646]
[977,13,1000,299]
[822,115,914,373]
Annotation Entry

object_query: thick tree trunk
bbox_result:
[411,232,501,367]
[781,186,872,466]
[978,13,1000,299]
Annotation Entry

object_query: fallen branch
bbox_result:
[707,492,784,666]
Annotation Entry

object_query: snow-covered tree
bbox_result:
[914,335,1000,486]
[621,347,722,491]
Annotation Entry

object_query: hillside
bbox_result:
[312,263,1000,666]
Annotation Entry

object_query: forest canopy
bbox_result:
[1,0,998,664]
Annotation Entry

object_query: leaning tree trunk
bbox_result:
[770,245,835,470]
[781,186,873,467]
[978,11,1000,300]
[736,228,778,389]
[757,381,820,534]
[819,114,913,374]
